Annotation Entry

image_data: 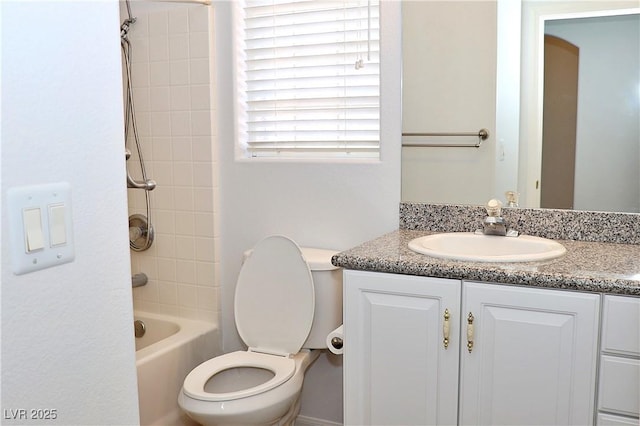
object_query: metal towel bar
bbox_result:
[402,128,489,148]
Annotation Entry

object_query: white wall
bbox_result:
[1,2,139,424]
[546,15,640,212]
[214,1,402,423]
[121,2,220,323]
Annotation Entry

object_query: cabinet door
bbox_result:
[344,270,461,425]
[459,282,600,426]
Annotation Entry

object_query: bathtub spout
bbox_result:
[132,273,148,288]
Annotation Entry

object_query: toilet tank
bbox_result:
[299,247,343,349]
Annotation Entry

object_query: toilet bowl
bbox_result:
[178,235,342,426]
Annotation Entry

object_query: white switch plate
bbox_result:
[7,182,75,275]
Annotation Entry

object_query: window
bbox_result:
[235,0,380,159]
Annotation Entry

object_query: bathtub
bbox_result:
[134,311,220,426]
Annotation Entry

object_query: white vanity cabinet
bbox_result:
[596,295,640,425]
[459,281,600,425]
[343,270,601,425]
[343,270,462,425]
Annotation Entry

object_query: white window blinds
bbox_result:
[237,0,380,159]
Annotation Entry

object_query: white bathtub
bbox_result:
[134,311,220,426]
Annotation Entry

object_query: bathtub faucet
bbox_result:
[132,273,148,288]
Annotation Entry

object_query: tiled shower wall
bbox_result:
[124,4,219,322]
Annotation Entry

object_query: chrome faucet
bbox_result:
[479,199,518,237]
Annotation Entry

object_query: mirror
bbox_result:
[401,0,640,213]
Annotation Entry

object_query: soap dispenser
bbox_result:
[505,191,519,208]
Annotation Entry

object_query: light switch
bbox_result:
[23,208,45,252]
[8,182,75,275]
[49,204,67,246]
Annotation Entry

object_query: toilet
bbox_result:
[178,235,343,426]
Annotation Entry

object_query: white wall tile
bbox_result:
[195,237,214,262]
[149,36,169,62]
[192,136,212,160]
[178,306,199,320]
[196,261,215,286]
[157,258,177,282]
[175,211,195,235]
[129,14,149,38]
[131,111,151,137]
[195,213,214,237]
[152,161,173,185]
[138,256,159,280]
[171,136,192,161]
[149,61,170,86]
[174,187,195,211]
[188,8,208,32]
[153,210,176,234]
[155,233,176,258]
[170,111,191,136]
[190,59,209,84]
[194,188,213,212]
[191,110,211,136]
[190,86,210,110]
[197,287,217,310]
[158,281,178,305]
[130,38,150,64]
[129,5,217,323]
[193,162,212,187]
[170,86,191,110]
[137,280,160,303]
[170,60,190,85]
[152,137,172,161]
[175,236,196,260]
[131,62,150,87]
[150,111,171,136]
[189,32,209,59]
[169,34,189,60]
[132,87,151,113]
[176,260,196,284]
[169,8,189,34]
[149,86,170,111]
[177,284,198,307]
[173,162,194,186]
[152,186,174,210]
[148,11,168,36]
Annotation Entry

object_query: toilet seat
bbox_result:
[183,351,296,402]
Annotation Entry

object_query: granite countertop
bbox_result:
[332,229,640,296]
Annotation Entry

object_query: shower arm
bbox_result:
[125,150,156,191]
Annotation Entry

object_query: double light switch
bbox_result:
[8,183,75,275]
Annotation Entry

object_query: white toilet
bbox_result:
[178,235,343,426]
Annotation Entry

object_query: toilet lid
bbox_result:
[235,235,315,355]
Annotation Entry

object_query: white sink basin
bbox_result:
[408,232,566,263]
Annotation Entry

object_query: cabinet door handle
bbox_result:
[443,308,450,349]
[466,312,475,353]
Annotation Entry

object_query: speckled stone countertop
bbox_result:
[331,203,640,296]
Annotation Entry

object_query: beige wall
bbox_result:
[401,1,498,204]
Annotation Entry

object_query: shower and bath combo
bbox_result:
[121,0,155,253]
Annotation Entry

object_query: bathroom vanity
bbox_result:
[333,204,640,426]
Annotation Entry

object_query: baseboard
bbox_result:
[295,415,343,426]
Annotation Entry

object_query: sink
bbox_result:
[408,232,566,263]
